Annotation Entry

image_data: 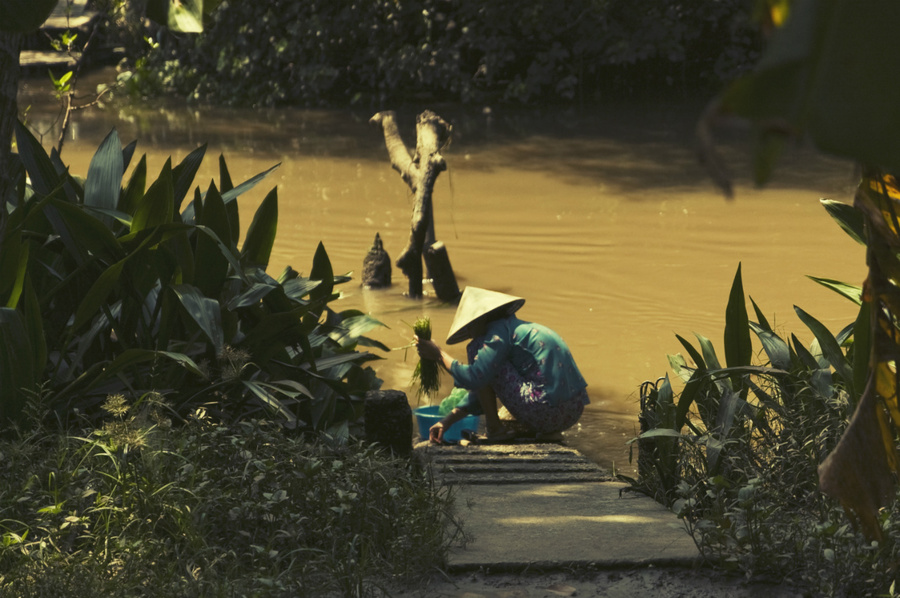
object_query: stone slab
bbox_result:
[448,481,699,572]
[415,441,698,572]
[416,441,614,485]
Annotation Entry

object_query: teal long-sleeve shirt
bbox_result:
[450,317,588,415]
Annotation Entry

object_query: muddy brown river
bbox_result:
[20,74,865,473]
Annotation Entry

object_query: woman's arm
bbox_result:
[416,330,509,390]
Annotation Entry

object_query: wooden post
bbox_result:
[424,241,460,303]
[370,110,460,302]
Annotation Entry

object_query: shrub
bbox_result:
[0,407,462,597]
[626,199,900,595]
[1,122,386,433]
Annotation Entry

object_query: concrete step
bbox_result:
[418,441,615,485]
[448,482,700,572]
[415,441,699,572]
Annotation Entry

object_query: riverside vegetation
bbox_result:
[629,198,900,597]
[0,127,464,595]
[98,0,761,107]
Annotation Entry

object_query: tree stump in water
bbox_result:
[424,241,459,303]
[370,110,461,303]
[362,232,392,288]
[364,389,412,457]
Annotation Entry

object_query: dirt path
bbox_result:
[410,568,804,598]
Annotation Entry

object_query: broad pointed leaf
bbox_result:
[172,143,207,213]
[808,276,862,305]
[724,263,752,369]
[310,241,334,303]
[172,284,224,353]
[795,305,853,392]
[73,260,125,332]
[821,198,866,246]
[852,302,871,407]
[675,334,706,371]
[84,128,123,216]
[0,308,34,421]
[120,154,147,215]
[194,181,231,297]
[14,120,61,195]
[241,187,278,267]
[133,160,175,232]
[749,321,791,370]
[243,380,298,424]
[97,348,207,381]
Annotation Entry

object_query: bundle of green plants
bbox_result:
[411,316,441,399]
[0,121,388,433]
[0,396,466,597]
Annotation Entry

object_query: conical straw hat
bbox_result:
[446,287,525,344]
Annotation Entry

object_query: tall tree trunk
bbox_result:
[0,31,22,203]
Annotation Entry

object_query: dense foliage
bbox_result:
[627,200,900,596]
[0,410,461,596]
[1,122,385,433]
[122,0,761,107]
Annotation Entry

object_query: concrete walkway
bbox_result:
[416,441,699,573]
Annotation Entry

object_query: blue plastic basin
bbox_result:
[413,405,480,442]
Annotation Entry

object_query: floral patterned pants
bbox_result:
[467,343,587,434]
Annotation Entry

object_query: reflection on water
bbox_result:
[19,72,865,472]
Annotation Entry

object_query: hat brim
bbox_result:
[446,289,525,344]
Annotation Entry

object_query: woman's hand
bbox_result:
[415,336,443,362]
[429,408,468,443]
[428,421,446,443]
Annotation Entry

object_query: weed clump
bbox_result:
[0,402,465,597]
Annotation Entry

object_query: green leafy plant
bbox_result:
[1,122,387,434]
[624,198,900,594]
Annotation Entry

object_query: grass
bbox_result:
[0,395,464,597]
